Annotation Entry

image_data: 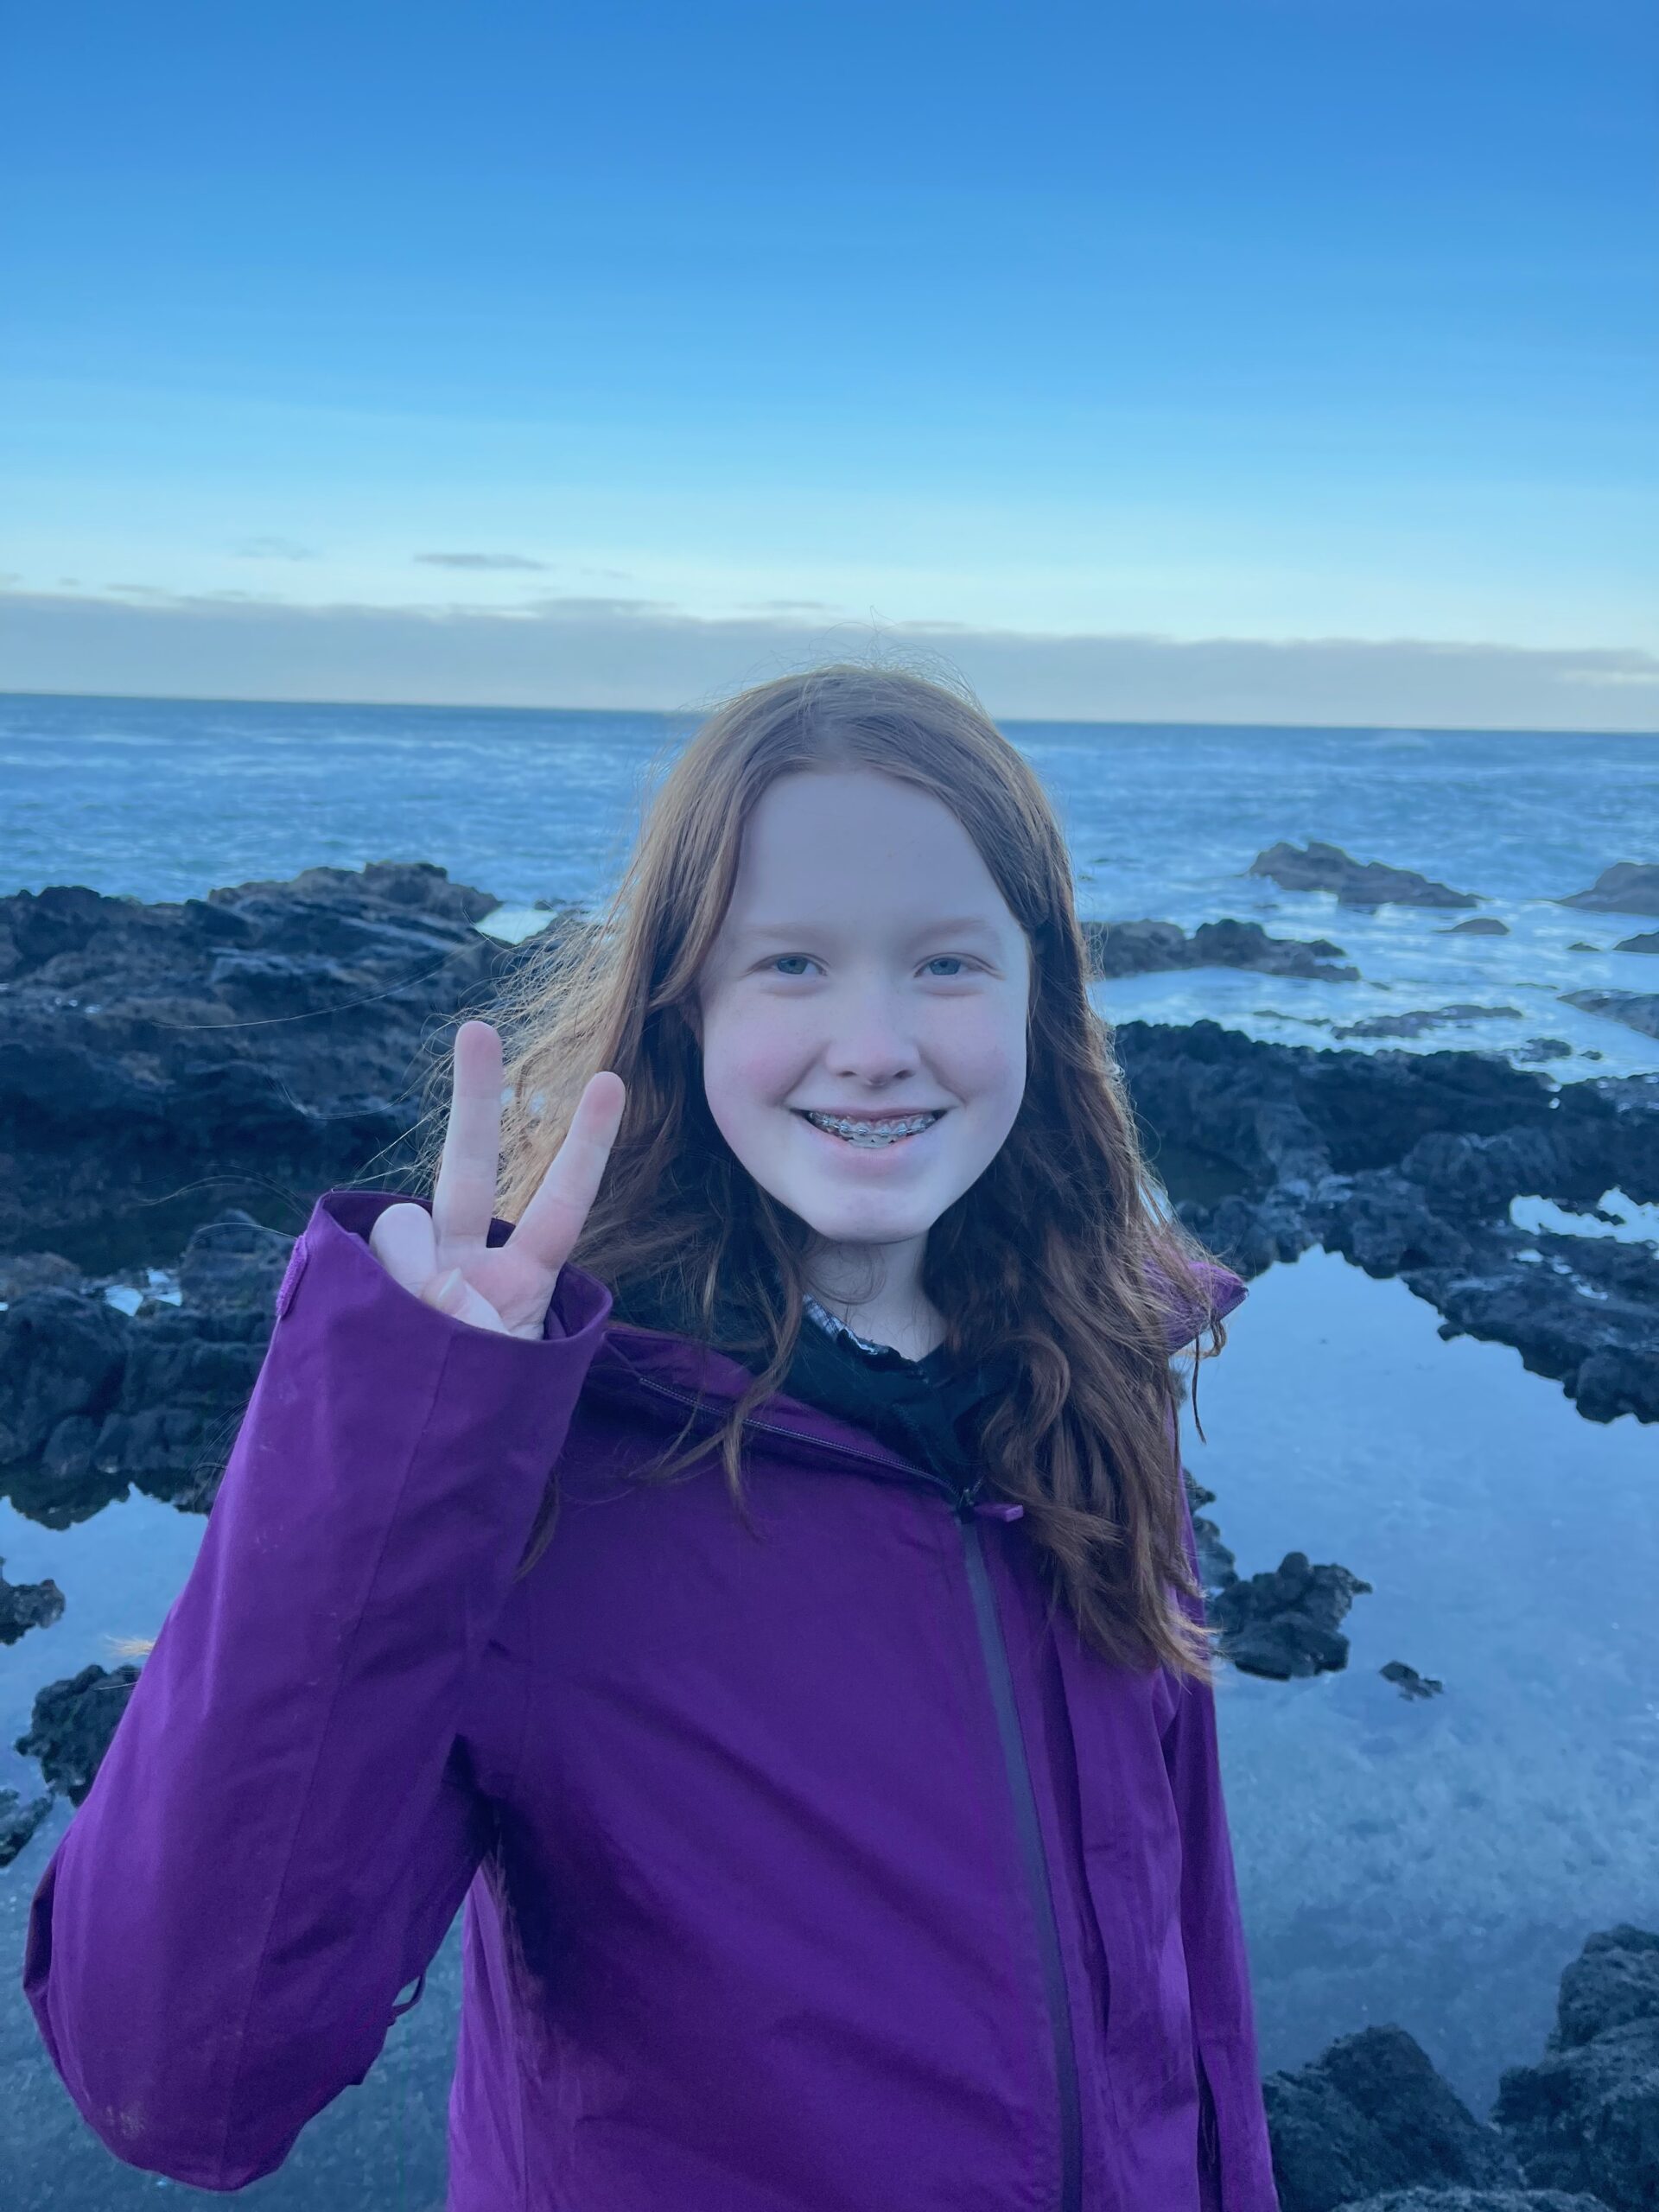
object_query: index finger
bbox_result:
[508,1070,626,1279]
[432,1020,507,1251]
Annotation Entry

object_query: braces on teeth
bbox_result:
[803,1112,940,1146]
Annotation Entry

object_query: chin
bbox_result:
[782,1186,945,1243]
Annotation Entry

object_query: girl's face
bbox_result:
[691,768,1031,1274]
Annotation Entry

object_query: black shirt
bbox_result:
[779,1298,1018,1504]
[610,1271,1017,1503]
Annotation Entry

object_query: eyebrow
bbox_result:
[730,915,1006,946]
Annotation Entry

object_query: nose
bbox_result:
[823,980,921,1085]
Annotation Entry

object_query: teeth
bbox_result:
[803,1111,940,1144]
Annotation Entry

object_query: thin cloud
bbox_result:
[415,553,635,581]
[233,537,317,561]
[0,585,1654,733]
[416,551,552,572]
[1564,658,1659,689]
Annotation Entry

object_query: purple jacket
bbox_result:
[23,1188,1281,2210]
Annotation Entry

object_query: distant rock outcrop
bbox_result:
[1081,915,1359,981]
[1557,990,1659,1043]
[1336,1008,1530,1039]
[1554,864,1659,918]
[1248,842,1481,911]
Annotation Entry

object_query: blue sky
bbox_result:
[2,0,1656,725]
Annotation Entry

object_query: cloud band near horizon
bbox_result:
[2,587,1654,732]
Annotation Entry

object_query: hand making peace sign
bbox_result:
[368,1020,626,1338]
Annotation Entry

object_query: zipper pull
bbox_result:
[957,1491,1024,1523]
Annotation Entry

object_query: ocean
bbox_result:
[3,692,1656,1082]
[2,690,1656,2209]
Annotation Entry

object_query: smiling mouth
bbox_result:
[793,1109,946,1148]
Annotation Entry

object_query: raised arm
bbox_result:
[22,1030,624,2186]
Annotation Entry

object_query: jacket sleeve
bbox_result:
[20,1187,613,2190]
[1164,1427,1283,2212]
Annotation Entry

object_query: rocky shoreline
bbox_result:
[4,853,1650,1669]
[2,851,1656,2209]
[1,842,1655,1265]
[1116,1019,1657,1427]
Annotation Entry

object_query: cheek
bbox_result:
[934,1012,1026,1103]
[699,1008,805,1122]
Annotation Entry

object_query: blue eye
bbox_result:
[765,954,977,978]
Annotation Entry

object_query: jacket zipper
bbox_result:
[956,1497,1084,2212]
[624,1366,1084,2212]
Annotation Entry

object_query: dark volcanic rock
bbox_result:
[1492,1926,1659,2212]
[1264,2024,1522,2211]
[1379,1661,1445,1701]
[1257,1960,1656,2212]
[1249,842,1482,911]
[0,1555,65,1643]
[1207,1549,1375,1680]
[1181,1477,1375,1681]
[0,1784,54,1872]
[15,1660,139,1805]
[0,1209,297,1524]
[1082,915,1359,982]
[1558,991,1659,1044]
[0,1284,131,1471]
[0,1251,82,1300]
[1555,865,1659,919]
[1333,2191,1611,2210]
[1116,1021,1659,1424]
[0,859,535,1267]
[1332,1005,1523,1042]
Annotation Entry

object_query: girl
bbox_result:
[23,664,1280,2210]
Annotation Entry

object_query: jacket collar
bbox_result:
[585,1255,1249,1475]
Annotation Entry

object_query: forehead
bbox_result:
[725,912,1007,949]
[723,769,1012,918]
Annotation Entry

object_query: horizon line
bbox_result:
[2,686,1650,741]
